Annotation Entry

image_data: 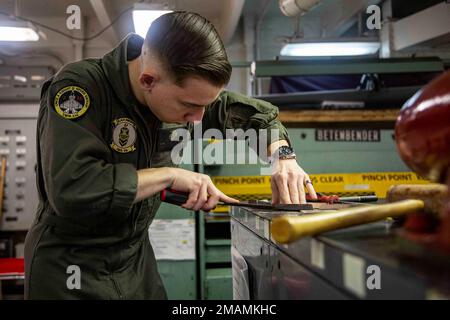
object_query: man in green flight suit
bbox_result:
[24,11,317,299]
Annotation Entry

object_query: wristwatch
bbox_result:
[271,145,296,162]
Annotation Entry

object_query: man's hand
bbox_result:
[270,158,317,204]
[169,168,239,211]
[267,140,317,204]
[135,167,238,210]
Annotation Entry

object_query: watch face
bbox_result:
[279,146,294,156]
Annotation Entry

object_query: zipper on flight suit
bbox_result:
[111,276,124,299]
[128,105,158,235]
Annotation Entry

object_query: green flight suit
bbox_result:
[24,34,289,299]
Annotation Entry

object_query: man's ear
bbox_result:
[139,73,157,91]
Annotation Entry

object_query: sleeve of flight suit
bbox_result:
[39,73,137,221]
[202,90,291,149]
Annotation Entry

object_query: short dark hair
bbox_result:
[144,11,232,87]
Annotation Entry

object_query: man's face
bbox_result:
[141,71,224,124]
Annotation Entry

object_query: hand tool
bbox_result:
[160,188,313,211]
[271,199,425,244]
[271,184,448,244]
[395,70,450,247]
[386,184,448,234]
[386,184,447,218]
[306,193,378,204]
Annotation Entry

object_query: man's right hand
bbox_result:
[168,168,239,211]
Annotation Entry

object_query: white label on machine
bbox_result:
[231,247,250,300]
[148,219,195,260]
[345,184,370,190]
[263,220,270,240]
[343,253,366,298]
[310,239,325,270]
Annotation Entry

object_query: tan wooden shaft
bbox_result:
[387,184,447,217]
[271,199,424,244]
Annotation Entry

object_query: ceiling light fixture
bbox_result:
[280,38,380,57]
[132,4,172,38]
[0,20,39,41]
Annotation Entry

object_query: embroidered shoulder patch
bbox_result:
[54,86,90,119]
[111,118,137,153]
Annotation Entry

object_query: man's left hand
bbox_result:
[271,158,317,204]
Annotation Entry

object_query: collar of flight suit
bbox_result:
[102,33,147,111]
[102,33,160,129]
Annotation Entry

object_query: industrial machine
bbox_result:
[192,58,445,299]
[231,203,450,299]
[1,60,447,300]
[230,70,450,300]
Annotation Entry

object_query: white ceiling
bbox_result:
[0,0,227,21]
[0,0,246,43]
[0,0,448,66]
[0,0,382,42]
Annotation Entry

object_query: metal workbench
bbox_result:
[230,206,450,300]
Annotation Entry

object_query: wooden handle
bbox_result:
[271,199,424,244]
[387,184,447,217]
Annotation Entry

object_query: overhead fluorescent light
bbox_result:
[0,20,39,41]
[132,8,172,38]
[280,39,380,57]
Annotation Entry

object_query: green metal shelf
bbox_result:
[205,268,233,300]
[253,57,444,77]
[205,239,231,246]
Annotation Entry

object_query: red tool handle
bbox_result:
[306,193,340,203]
[306,194,377,203]
[160,188,189,205]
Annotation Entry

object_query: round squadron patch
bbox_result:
[111,118,137,153]
[54,86,90,119]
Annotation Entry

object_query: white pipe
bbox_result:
[279,0,321,17]
[216,0,245,44]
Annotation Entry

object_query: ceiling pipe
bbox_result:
[254,0,271,61]
[279,0,321,17]
[253,0,271,96]
[215,0,245,44]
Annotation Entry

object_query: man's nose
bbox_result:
[184,108,205,122]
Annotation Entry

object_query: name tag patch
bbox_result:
[111,118,137,153]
